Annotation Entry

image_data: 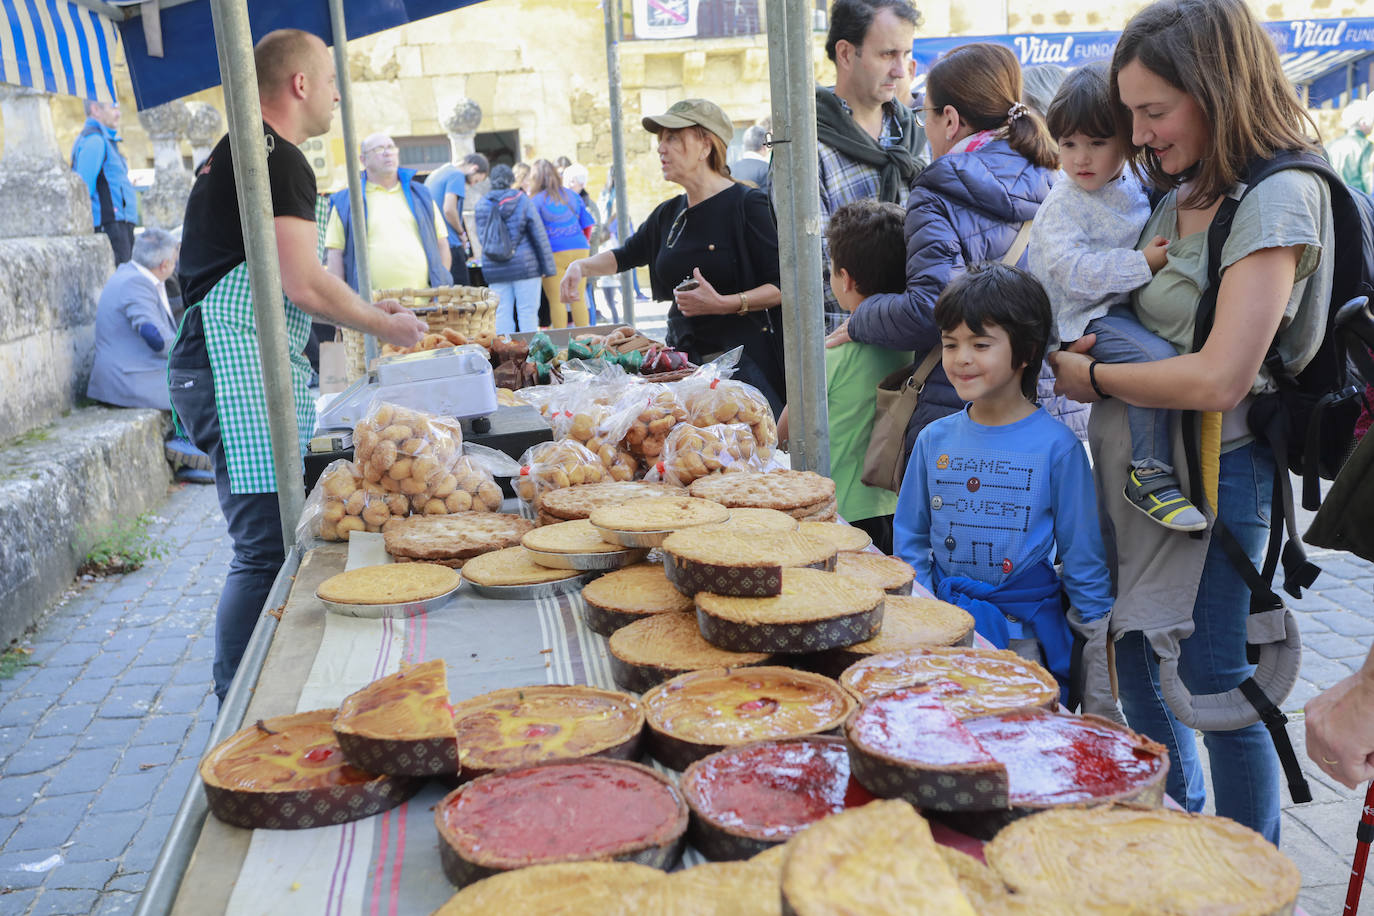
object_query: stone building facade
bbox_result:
[2,0,1369,229]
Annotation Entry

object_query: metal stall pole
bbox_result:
[602,0,635,324]
[328,0,377,364]
[765,0,828,474]
[201,0,307,547]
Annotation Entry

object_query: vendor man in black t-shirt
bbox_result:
[169,28,426,704]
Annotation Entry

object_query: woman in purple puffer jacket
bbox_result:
[830,43,1060,472]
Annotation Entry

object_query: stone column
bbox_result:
[185,101,223,169]
[443,98,482,164]
[0,85,91,238]
[137,100,192,230]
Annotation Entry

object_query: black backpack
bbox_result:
[1187,150,1374,596]
[480,193,519,262]
[1181,151,1374,806]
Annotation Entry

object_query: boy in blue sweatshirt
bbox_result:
[895,262,1116,712]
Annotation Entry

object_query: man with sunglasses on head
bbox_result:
[806,0,925,330]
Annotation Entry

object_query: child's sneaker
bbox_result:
[1123,468,1207,532]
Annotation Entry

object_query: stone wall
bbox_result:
[0,408,169,646]
[0,237,113,440]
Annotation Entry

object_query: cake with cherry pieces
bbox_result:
[200,709,420,829]
[450,684,644,778]
[640,666,854,770]
[680,736,874,860]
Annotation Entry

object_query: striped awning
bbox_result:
[0,0,117,103]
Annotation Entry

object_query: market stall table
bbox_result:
[158,526,1295,916]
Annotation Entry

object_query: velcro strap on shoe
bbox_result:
[1130,472,1185,497]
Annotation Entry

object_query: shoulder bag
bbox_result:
[859,219,1033,492]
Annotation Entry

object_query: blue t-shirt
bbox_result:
[532,190,594,253]
[438,170,467,233]
[894,406,1112,622]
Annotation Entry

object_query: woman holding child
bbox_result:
[557,99,786,414]
[1052,0,1334,843]
[830,42,1058,464]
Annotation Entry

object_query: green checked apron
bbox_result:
[181,263,315,495]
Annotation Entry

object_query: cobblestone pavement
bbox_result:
[0,474,1370,914]
[0,482,224,915]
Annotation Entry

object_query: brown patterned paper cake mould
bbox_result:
[332,659,459,777]
[200,709,423,829]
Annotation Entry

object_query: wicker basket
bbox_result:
[341,286,499,382]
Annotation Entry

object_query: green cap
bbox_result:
[642,98,734,144]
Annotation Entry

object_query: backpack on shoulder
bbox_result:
[1178,150,1374,804]
[480,193,519,262]
[1188,150,1374,600]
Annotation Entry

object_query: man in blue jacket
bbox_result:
[71,99,138,265]
[324,133,450,294]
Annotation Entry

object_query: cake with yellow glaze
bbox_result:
[199,709,419,829]
[838,646,1060,716]
[450,685,644,778]
[332,659,458,776]
[640,666,854,770]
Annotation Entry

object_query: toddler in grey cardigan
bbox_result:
[1028,65,1205,533]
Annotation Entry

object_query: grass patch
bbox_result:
[79,513,168,577]
[0,646,34,680]
[5,425,53,448]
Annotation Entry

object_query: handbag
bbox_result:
[858,220,1034,492]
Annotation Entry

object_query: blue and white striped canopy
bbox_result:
[0,0,116,103]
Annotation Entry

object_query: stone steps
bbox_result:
[0,406,170,645]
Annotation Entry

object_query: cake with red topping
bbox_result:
[680,736,874,859]
[846,695,1168,830]
[839,646,1060,716]
[434,758,687,887]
